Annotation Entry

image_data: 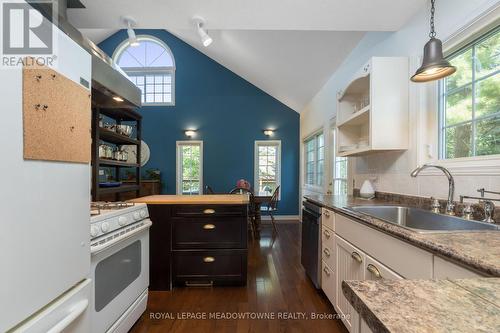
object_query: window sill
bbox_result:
[418,154,500,176]
[302,184,324,194]
[143,103,175,107]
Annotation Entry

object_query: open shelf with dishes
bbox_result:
[336,57,409,157]
[91,105,142,201]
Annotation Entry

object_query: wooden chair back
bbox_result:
[269,186,280,210]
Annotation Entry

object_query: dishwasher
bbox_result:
[301,200,322,289]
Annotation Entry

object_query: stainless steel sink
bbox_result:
[347,206,500,233]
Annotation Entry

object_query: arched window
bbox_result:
[113,35,175,106]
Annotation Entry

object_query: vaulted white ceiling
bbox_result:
[69,0,426,111]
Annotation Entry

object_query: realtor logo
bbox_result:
[1,0,57,68]
[2,1,53,54]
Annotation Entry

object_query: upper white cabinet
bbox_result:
[336,57,409,157]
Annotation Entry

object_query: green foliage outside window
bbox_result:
[441,27,500,158]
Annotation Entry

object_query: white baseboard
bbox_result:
[260,215,300,223]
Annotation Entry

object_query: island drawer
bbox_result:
[172,249,247,286]
[171,205,247,217]
[172,218,247,249]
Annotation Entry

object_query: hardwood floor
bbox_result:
[130,222,349,333]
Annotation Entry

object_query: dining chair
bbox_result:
[229,187,254,194]
[204,185,215,194]
[229,187,256,238]
[261,186,280,235]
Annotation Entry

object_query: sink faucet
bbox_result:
[410,164,455,215]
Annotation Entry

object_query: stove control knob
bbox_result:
[118,216,128,226]
[100,222,110,233]
[140,210,147,218]
[133,212,141,221]
[90,226,100,237]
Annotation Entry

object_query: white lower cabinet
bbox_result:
[320,210,336,306]
[321,226,335,269]
[327,212,485,333]
[360,318,373,333]
[335,235,365,333]
[364,254,403,281]
[433,256,484,279]
[321,260,336,305]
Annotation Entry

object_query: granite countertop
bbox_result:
[342,278,500,333]
[304,195,500,276]
[130,194,249,205]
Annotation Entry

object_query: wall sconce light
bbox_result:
[263,129,274,136]
[185,130,197,137]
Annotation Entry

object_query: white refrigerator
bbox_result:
[0,4,92,332]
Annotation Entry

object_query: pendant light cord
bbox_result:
[429,0,436,38]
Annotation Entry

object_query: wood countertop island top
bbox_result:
[129,194,249,205]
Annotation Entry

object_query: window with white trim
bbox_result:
[113,35,175,106]
[439,26,500,159]
[176,141,203,195]
[332,129,348,195]
[304,132,324,187]
[254,141,281,196]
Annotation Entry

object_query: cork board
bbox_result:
[23,64,91,163]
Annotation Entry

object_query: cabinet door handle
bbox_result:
[367,264,382,278]
[323,267,331,277]
[351,251,363,263]
[203,224,216,230]
[203,256,215,263]
[323,248,331,257]
[203,209,215,214]
[323,229,331,238]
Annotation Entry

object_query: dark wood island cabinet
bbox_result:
[131,195,249,290]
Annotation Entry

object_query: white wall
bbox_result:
[300,0,500,201]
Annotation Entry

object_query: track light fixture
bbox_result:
[193,16,213,47]
[122,16,139,47]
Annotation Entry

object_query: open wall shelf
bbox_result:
[91,106,143,201]
[336,57,409,157]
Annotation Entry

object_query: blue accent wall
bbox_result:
[99,30,300,215]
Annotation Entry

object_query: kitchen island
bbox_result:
[130,194,249,290]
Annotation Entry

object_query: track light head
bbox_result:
[122,16,139,47]
[193,16,213,47]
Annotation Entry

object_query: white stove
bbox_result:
[89,202,151,333]
[90,202,149,240]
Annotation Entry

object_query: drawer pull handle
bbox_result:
[323,211,330,218]
[203,209,215,214]
[203,224,216,230]
[323,248,331,257]
[367,264,382,279]
[323,230,331,238]
[351,251,363,264]
[203,256,215,263]
[323,267,331,277]
[185,281,213,287]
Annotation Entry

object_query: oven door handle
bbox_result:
[91,219,152,255]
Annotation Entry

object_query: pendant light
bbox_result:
[411,0,456,82]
